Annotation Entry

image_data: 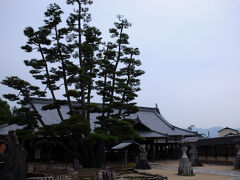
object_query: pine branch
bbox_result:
[36,35,64,122]
[54,25,74,114]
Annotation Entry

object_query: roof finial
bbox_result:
[155,103,160,114]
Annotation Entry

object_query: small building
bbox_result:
[110,141,140,164]
[218,127,238,137]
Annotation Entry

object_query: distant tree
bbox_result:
[1,0,144,167]
[0,98,13,125]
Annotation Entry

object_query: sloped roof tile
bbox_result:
[0,124,24,135]
[0,98,197,137]
[31,98,197,137]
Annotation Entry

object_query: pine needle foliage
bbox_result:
[1,0,144,167]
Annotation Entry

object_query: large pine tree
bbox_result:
[1,0,144,167]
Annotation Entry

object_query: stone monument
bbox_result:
[189,144,203,166]
[135,146,151,169]
[234,137,240,169]
[0,131,27,180]
[178,145,194,176]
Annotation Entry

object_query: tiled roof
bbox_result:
[0,124,24,135]
[31,98,197,137]
[32,98,101,131]
[133,110,196,136]
[0,98,197,137]
[112,142,133,149]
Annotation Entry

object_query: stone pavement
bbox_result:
[150,163,240,178]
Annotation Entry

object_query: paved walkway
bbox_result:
[150,163,240,178]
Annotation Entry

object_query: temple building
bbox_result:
[0,98,198,162]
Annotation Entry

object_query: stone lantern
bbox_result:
[135,145,151,169]
[189,143,203,166]
[178,144,194,176]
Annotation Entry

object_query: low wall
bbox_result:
[199,156,235,164]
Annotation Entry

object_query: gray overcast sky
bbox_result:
[1,0,240,129]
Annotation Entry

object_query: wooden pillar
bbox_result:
[124,150,128,165]
[174,136,177,158]
[205,146,208,161]
[47,144,53,163]
[214,146,217,161]
[165,138,168,160]
[152,144,156,161]
[226,146,228,161]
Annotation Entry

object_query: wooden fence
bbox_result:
[27,163,75,180]
[26,176,53,180]
[26,174,72,180]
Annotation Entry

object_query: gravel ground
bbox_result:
[135,160,240,180]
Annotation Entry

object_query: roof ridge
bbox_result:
[218,127,238,132]
[30,97,157,110]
